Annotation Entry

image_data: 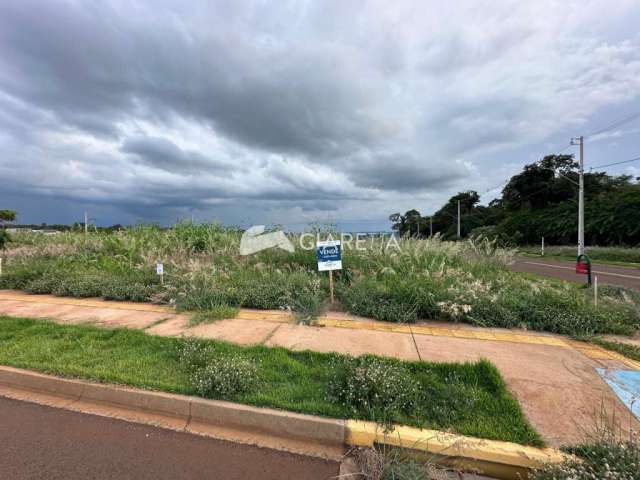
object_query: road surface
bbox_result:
[0,396,340,480]
[510,257,640,291]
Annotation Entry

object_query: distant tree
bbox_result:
[0,210,14,249]
[389,210,425,237]
[0,210,17,223]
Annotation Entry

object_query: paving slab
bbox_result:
[265,323,420,360]
[188,319,283,345]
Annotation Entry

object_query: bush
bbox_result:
[328,355,418,421]
[176,338,259,399]
[190,356,259,398]
[0,229,10,250]
[339,279,420,323]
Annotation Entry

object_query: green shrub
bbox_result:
[176,337,213,371]
[328,355,419,421]
[176,338,259,399]
[0,261,53,290]
[0,229,10,250]
[339,279,420,323]
[190,356,259,399]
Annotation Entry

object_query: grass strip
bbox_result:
[0,315,542,446]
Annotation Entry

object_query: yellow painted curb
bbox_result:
[0,291,171,313]
[346,420,571,479]
[569,341,640,370]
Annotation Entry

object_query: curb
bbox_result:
[0,366,345,460]
[0,366,568,479]
[346,420,571,480]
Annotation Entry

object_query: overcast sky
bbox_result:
[1,1,639,230]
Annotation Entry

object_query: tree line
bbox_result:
[389,155,640,246]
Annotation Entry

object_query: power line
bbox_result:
[586,111,640,138]
[589,155,640,170]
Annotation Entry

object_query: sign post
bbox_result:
[156,262,164,285]
[316,240,342,304]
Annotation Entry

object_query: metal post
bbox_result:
[594,276,598,307]
[429,216,433,237]
[541,237,545,256]
[578,136,584,256]
[457,200,461,238]
[329,270,334,304]
[84,211,88,236]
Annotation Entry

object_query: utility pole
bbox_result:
[429,216,433,237]
[457,200,461,238]
[571,136,585,256]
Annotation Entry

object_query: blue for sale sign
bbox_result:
[316,240,342,271]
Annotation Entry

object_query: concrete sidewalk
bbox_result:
[0,289,638,447]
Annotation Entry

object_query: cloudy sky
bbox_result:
[1,0,640,230]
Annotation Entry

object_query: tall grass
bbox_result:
[1,225,638,336]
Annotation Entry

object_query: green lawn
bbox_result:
[0,315,542,446]
[519,245,640,266]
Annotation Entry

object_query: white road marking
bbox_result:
[522,261,640,281]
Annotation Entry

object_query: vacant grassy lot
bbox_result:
[519,245,640,265]
[0,315,541,446]
[0,225,639,336]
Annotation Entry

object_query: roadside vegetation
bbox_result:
[531,432,639,480]
[391,154,640,247]
[518,244,640,265]
[0,315,542,446]
[0,225,639,336]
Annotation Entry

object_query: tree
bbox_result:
[389,210,427,237]
[431,191,483,238]
[0,210,17,223]
[502,155,576,211]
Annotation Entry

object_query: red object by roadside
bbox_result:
[576,262,589,274]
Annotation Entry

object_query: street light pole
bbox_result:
[571,136,585,256]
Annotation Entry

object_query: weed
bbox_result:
[531,436,640,480]
[190,355,259,398]
[328,355,419,424]
[188,305,239,326]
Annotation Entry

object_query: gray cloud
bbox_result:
[0,0,639,227]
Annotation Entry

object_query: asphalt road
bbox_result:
[510,257,640,291]
[0,397,340,480]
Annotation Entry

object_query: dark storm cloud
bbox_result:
[121,136,234,173]
[0,0,639,226]
[0,0,382,157]
[345,152,469,192]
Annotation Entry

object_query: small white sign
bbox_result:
[156,263,164,275]
[316,240,342,272]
